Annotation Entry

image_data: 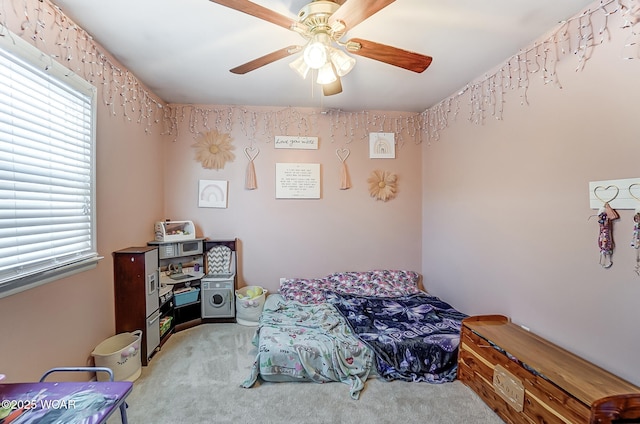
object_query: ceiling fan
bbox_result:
[209,0,433,96]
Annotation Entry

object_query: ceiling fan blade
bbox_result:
[346,38,432,73]
[230,46,302,74]
[322,76,342,96]
[209,0,296,30]
[329,0,395,30]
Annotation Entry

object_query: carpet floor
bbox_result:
[109,323,503,424]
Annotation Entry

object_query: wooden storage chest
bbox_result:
[457,315,640,424]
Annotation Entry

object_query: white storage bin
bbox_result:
[91,330,142,382]
[235,286,268,326]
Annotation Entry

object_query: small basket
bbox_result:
[174,288,200,306]
[235,286,268,326]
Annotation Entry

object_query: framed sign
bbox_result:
[369,132,396,158]
[274,136,318,150]
[275,163,320,199]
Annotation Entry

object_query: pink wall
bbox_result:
[6,0,636,392]
[0,1,422,382]
[0,3,167,382]
[162,107,423,293]
[422,6,640,386]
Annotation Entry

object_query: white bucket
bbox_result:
[91,330,142,382]
[235,286,268,326]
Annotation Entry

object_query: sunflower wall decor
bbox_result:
[367,170,398,202]
[192,130,236,170]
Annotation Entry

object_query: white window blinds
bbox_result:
[0,31,98,298]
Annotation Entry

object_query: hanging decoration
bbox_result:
[597,203,619,268]
[244,146,259,190]
[167,105,421,146]
[629,183,640,275]
[192,130,235,170]
[7,0,640,142]
[336,148,351,190]
[632,211,640,275]
[420,0,640,142]
[367,170,397,202]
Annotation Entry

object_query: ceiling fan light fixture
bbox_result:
[289,55,310,79]
[316,61,337,85]
[303,42,326,69]
[329,48,356,77]
[218,0,435,96]
[303,33,330,69]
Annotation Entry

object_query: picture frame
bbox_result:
[198,180,228,208]
[369,132,396,159]
[275,163,321,199]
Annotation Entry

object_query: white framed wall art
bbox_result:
[369,132,396,159]
[275,163,321,199]
[198,179,228,208]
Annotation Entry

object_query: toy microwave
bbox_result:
[154,220,196,242]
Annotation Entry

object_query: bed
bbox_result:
[241,270,467,399]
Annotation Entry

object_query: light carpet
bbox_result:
[109,323,503,424]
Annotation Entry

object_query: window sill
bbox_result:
[0,256,104,299]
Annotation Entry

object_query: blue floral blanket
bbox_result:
[326,292,468,383]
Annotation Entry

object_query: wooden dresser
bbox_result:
[457,315,640,424]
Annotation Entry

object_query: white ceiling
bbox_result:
[51,0,595,113]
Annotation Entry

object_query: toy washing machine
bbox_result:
[201,243,236,319]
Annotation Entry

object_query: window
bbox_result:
[0,30,99,298]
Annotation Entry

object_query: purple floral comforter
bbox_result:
[326,291,468,383]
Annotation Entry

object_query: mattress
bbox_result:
[241,270,466,398]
